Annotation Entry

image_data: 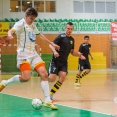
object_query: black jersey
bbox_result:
[79,43,91,60]
[52,33,74,62]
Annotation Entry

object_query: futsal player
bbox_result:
[0,8,59,110]
[48,22,86,101]
[74,35,93,89]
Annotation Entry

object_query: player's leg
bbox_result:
[0,50,32,91]
[81,69,91,77]
[75,70,82,84]
[33,55,58,110]
[0,63,31,91]
[80,61,91,78]
[75,62,84,83]
[48,60,58,100]
[49,63,67,101]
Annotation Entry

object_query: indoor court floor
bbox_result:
[0,69,117,117]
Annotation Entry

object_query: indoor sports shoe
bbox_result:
[74,82,81,89]
[0,80,6,92]
[43,102,58,110]
[50,95,58,103]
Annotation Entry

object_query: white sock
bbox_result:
[41,81,51,102]
[4,75,21,86]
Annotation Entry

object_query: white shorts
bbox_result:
[17,50,45,69]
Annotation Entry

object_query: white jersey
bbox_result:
[12,18,40,53]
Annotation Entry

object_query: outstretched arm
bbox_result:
[38,34,60,50]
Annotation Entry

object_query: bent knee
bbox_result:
[48,77,56,82]
[20,76,30,82]
[86,69,91,73]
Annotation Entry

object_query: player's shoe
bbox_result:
[0,80,6,92]
[74,82,81,89]
[43,102,58,110]
[50,95,58,103]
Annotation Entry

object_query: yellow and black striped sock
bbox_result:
[75,74,82,83]
[50,81,62,96]
[81,71,88,77]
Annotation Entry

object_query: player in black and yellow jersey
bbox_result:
[48,22,85,101]
[74,35,93,89]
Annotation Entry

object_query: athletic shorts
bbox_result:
[78,60,91,71]
[48,59,67,75]
[17,50,45,69]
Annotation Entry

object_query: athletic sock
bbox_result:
[75,74,82,83]
[41,81,51,102]
[4,75,21,86]
[81,71,88,77]
[50,81,62,96]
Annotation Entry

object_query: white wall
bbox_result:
[0,0,117,20]
[0,0,3,21]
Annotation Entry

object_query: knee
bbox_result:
[20,75,31,82]
[40,71,48,80]
[86,69,91,73]
[48,77,56,82]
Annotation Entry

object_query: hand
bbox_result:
[7,36,13,40]
[54,51,59,58]
[51,42,60,50]
[80,55,86,60]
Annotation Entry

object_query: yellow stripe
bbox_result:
[56,82,61,86]
[56,84,61,88]
[50,92,53,95]
[35,62,45,67]
[53,87,58,91]
[11,28,16,32]
[21,61,30,64]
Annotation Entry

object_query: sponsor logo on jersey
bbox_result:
[70,41,73,44]
[28,31,36,42]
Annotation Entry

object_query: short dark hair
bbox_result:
[84,35,89,39]
[25,8,38,17]
[66,22,73,26]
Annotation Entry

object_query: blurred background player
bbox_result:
[48,22,85,101]
[0,8,59,110]
[74,35,93,89]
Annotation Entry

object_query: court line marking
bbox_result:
[0,92,111,116]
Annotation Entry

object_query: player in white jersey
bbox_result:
[0,8,59,110]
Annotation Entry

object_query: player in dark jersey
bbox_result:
[74,35,93,89]
[48,22,86,101]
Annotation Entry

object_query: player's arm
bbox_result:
[49,44,59,58]
[71,49,86,60]
[89,45,93,60]
[89,51,93,60]
[38,34,60,50]
[7,28,16,40]
[8,21,23,40]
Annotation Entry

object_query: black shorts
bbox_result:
[78,60,91,71]
[48,59,67,75]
